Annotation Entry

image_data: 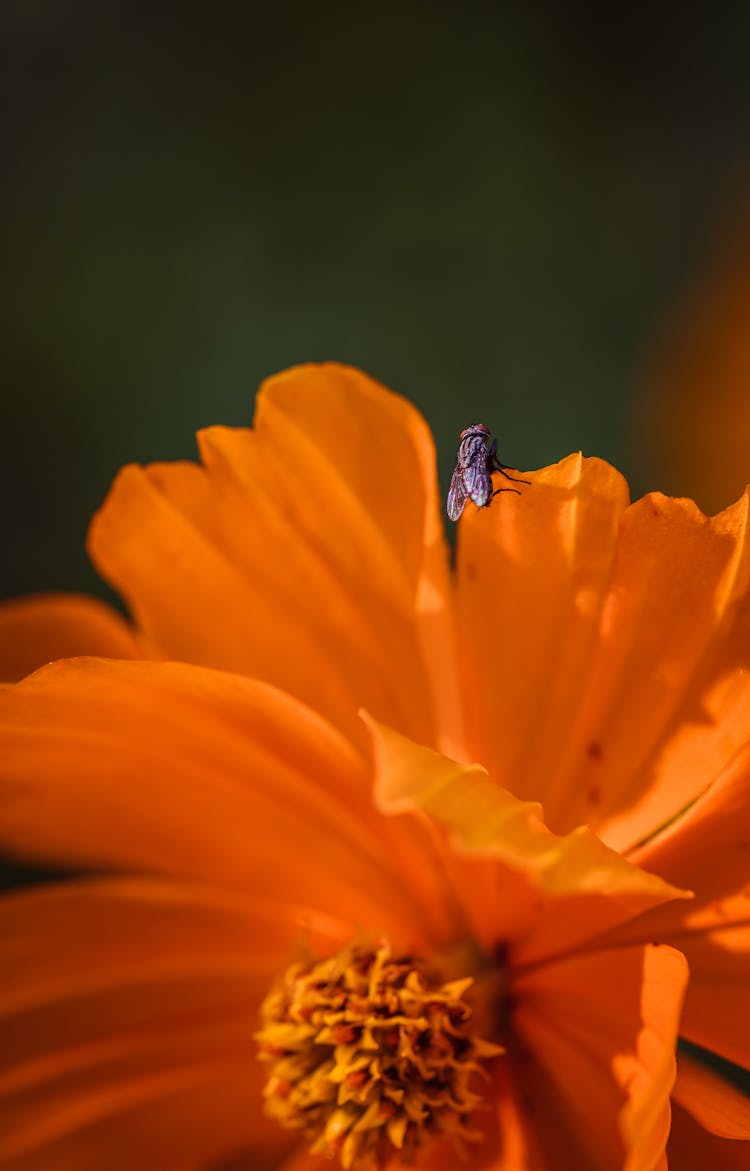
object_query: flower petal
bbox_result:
[456,455,750,854]
[631,742,750,1069]
[513,943,687,1171]
[455,453,628,813]
[87,363,457,751]
[274,1150,330,1171]
[668,1101,750,1171]
[0,658,451,944]
[0,593,138,683]
[366,716,688,960]
[0,877,294,1171]
[597,490,750,854]
[642,209,750,518]
[672,1051,750,1140]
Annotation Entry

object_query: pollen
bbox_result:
[255,941,504,1169]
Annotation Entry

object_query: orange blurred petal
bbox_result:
[87,363,457,752]
[668,1101,750,1171]
[487,1059,550,1171]
[0,877,293,1171]
[672,1052,750,1140]
[457,455,750,854]
[0,658,449,945]
[366,716,688,960]
[513,944,687,1171]
[1,1076,287,1171]
[0,593,138,683]
[274,1149,330,1171]
[669,923,750,1070]
[632,742,750,1069]
[643,204,750,517]
[424,1060,546,1171]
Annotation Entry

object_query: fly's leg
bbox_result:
[495,466,530,486]
[486,437,530,486]
[490,486,522,499]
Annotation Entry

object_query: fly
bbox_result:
[447,423,528,521]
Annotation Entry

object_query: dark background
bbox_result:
[4,1,750,602]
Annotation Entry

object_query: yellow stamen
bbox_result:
[256,941,504,1169]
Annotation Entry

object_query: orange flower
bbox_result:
[0,658,691,1170]
[1,363,750,1169]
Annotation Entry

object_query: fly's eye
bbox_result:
[459,423,488,439]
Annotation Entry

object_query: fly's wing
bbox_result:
[464,441,493,507]
[447,463,469,520]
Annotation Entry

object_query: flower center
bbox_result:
[255,940,504,1169]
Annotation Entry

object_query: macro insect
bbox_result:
[446,423,528,521]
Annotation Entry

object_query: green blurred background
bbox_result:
[4,0,750,602]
